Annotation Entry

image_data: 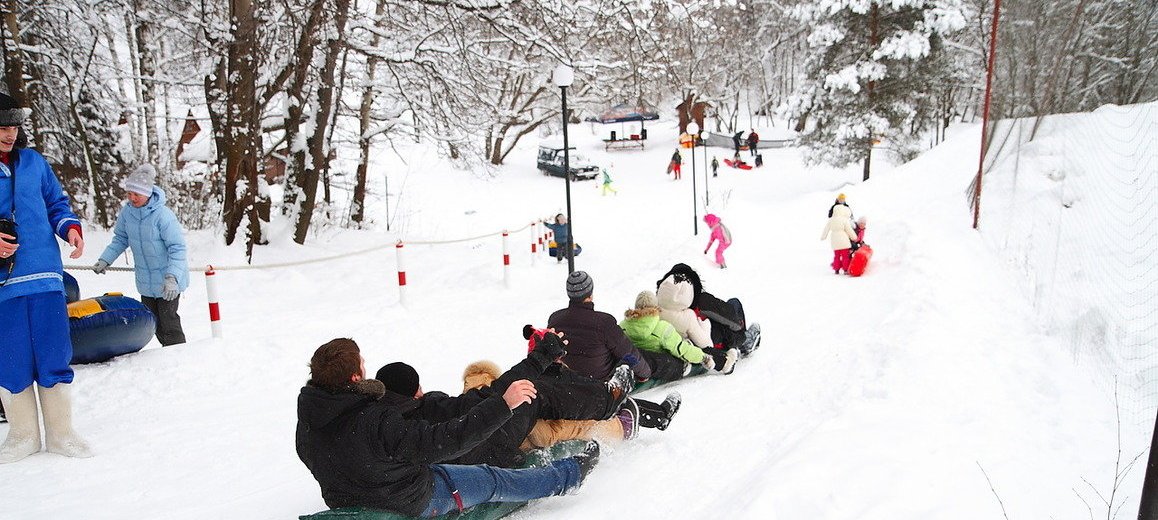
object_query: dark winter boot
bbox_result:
[660,393,681,425]
[740,323,762,356]
[635,392,682,431]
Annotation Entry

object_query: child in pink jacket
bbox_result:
[703,214,732,268]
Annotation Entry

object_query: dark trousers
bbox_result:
[638,349,687,382]
[142,295,187,346]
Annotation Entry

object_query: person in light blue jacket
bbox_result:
[93,164,189,346]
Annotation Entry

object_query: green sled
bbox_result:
[631,364,708,393]
[299,440,589,520]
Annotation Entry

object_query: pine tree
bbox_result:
[784,0,967,180]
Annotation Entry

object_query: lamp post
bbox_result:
[702,130,711,208]
[687,121,699,235]
[554,64,576,273]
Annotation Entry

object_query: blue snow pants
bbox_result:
[0,291,75,393]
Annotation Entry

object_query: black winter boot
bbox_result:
[634,392,681,431]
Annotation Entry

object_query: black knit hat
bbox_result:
[0,92,29,127]
[566,271,594,301]
[375,362,420,397]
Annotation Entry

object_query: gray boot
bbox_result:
[38,384,93,458]
[0,387,42,463]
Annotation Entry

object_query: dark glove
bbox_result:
[162,275,179,301]
[93,260,109,274]
[530,330,566,361]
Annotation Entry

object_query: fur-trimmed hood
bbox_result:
[462,360,502,392]
[624,306,661,320]
[298,379,388,430]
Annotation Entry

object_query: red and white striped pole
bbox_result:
[395,241,407,306]
[530,221,537,265]
[204,265,222,339]
[502,230,511,288]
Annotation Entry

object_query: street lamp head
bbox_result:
[553,65,574,88]
[686,121,699,135]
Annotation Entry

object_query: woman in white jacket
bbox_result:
[821,204,858,274]
[656,273,713,348]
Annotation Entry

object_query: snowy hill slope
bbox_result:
[0,110,1150,520]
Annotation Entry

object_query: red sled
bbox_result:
[849,244,873,277]
[724,159,752,170]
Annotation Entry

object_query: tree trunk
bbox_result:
[280,0,327,215]
[294,0,351,244]
[1,0,37,142]
[223,0,264,258]
[132,1,161,166]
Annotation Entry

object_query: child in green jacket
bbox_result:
[620,291,737,377]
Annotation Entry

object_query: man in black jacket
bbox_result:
[549,271,683,431]
[296,337,599,517]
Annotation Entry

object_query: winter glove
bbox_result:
[530,331,565,363]
[700,355,716,371]
[161,275,179,301]
[92,260,109,274]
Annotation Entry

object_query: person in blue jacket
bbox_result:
[543,213,571,264]
[0,91,92,464]
[93,164,189,346]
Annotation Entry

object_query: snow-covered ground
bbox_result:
[1,105,1154,520]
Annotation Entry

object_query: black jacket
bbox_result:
[406,352,617,468]
[295,379,512,516]
[549,300,652,381]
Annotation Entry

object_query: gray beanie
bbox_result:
[566,271,594,301]
[124,164,157,196]
[634,290,658,309]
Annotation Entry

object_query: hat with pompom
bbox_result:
[124,164,157,196]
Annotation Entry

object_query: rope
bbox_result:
[62,221,535,273]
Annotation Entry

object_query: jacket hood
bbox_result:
[832,204,852,219]
[297,379,387,430]
[656,263,703,304]
[624,306,661,320]
[656,274,694,311]
[703,214,720,226]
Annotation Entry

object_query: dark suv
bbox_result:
[537,145,599,181]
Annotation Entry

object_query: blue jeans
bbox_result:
[0,292,75,393]
[421,459,581,517]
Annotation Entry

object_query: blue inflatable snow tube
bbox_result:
[69,294,155,365]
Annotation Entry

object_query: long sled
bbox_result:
[299,441,589,520]
[849,244,873,277]
[632,323,762,393]
[723,159,752,170]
